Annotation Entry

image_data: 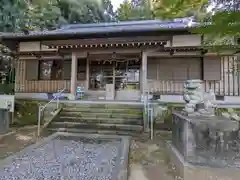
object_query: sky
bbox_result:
[111,0,124,11]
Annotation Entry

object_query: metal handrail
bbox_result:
[143,88,151,131]
[143,89,148,131]
[147,89,151,130]
[148,107,154,140]
[37,88,65,137]
[143,88,154,139]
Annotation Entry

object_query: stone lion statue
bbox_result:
[182,80,217,117]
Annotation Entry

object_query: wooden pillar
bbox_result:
[86,57,89,90]
[142,51,148,93]
[70,52,77,100]
[113,62,116,99]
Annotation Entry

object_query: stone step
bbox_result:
[48,122,143,132]
[62,107,143,114]
[63,104,143,109]
[58,116,143,125]
[59,111,142,119]
[47,128,144,137]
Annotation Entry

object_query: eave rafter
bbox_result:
[163,46,204,51]
[162,46,206,55]
[47,41,166,49]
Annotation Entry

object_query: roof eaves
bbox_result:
[3,28,186,39]
[1,22,200,41]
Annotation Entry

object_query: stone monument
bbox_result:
[167,79,240,180]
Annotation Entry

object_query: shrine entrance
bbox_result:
[89,59,141,100]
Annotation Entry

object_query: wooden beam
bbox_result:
[88,49,142,55]
[147,52,171,57]
[147,55,204,58]
[16,50,59,56]
[19,55,64,60]
[87,55,140,61]
[145,47,165,55]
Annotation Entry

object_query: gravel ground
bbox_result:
[0,127,178,180]
[0,138,121,180]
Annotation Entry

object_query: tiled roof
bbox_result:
[1,17,200,40]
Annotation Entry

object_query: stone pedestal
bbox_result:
[168,112,240,180]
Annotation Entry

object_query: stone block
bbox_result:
[167,141,240,180]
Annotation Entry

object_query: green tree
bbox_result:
[0,0,116,32]
[116,0,153,21]
[116,0,134,21]
[198,0,240,37]
[57,0,116,25]
[21,0,61,31]
[152,0,240,40]
[130,0,153,20]
[0,0,116,90]
[152,0,208,20]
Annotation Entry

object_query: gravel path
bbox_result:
[0,138,121,180]
[0,127,178,180]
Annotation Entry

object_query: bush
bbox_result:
[12,100,39,127]
[0,83,14,94]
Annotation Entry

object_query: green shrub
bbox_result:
[0,83,14,94]
[12,100,39,127]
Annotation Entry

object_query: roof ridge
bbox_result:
[60,17,196,30]
[60,20,163,30]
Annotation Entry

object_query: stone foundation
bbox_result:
[167,141,240,180]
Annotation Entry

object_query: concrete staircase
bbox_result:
[47,103,144,136]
